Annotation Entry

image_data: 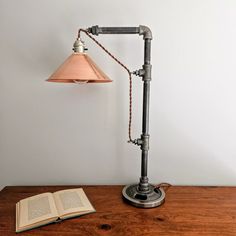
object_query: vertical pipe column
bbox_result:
[139,39,152,192]
[87,25,153,193]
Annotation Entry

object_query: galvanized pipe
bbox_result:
[139,38,152,192]
[88,26,152,192]
[88,26,140,35]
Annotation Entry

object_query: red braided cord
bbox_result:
[78,29,134,143]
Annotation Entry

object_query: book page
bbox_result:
[18,192,59,229]
[53,188,95,218]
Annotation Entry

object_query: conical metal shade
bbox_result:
[47,53,112,83]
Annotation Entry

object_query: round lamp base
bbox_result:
[122,184,165,208]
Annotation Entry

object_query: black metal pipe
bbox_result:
[141,151,148,176]
[142,81,150,134]
[88,25,153,193]
[139,38,152,192]
[144,39,151,64]
[88,25,152,39]
[142,39,152,134]
[88,25,140,35]
[97,27,139,34]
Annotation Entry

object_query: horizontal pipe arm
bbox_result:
[87,25,152,40]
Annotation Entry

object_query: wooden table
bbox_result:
[0,185,236,235]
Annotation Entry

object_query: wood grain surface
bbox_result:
[0,185,236,235]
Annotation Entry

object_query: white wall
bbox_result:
[1,0,236,190]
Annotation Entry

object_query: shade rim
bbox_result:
[46,78,112,83]
[47,53,112,84]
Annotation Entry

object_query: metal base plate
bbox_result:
[122,184,165,208]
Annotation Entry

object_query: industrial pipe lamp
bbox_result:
[47,25,165,208]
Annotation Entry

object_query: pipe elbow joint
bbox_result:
[139,25,152,40]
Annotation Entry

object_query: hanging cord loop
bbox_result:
[155,183,172,193]
[78,28,135,144]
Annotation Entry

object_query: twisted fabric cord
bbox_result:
[78,29,135,143]
[155,183,172,193]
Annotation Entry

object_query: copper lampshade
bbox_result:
[47,52,112,83]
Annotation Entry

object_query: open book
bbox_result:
[16,188,95,233]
